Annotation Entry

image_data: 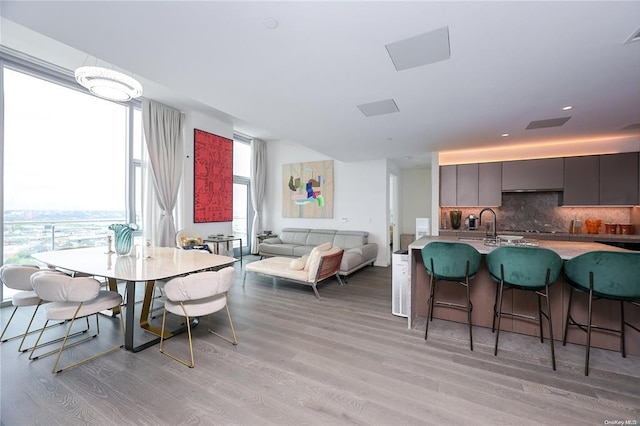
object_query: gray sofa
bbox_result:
[258,228,378,277]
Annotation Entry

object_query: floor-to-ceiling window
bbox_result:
[232,134,253,255]
[1,54,142,302]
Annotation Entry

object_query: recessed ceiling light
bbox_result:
[501,133,510,137]
[263,17,279,30]
[562,105,573,111]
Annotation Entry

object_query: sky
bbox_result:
[3,68,130,211]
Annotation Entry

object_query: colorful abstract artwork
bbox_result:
[194,129,233,223]
[282,160,334,218]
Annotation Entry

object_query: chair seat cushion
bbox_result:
[12,290,41,306]
[45,291,122,321]
[165,294,227,317]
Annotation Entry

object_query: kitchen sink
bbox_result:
[458,236,539,247]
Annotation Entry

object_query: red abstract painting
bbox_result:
[194,129,233,223]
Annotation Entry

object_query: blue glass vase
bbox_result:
[109,223,137,256]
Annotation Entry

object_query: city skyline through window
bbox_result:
[2,66,134,300]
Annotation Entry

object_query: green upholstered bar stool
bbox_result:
[421,241,481,350]
[562,251,640,376]
[486,246,563,370]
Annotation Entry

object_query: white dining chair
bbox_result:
[160,267,237,368]
[28,271,125,374]
[0,265,49,352]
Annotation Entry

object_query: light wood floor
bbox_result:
[1,255,639,425]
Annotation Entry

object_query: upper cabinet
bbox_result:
[440,162,502,206]
[478,162,502,206]
[502,158,564,191]
[563,153,639,206]
[456,163,479,206]
[441,152,639,207]
[563,155,600,205]
[599,152,639,205]
[440,165,457,206]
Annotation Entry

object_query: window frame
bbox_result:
[0,49,142,302]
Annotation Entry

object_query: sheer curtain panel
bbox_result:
[142,100,184,247]
[250,139,266,254]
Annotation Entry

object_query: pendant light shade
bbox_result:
[74,66,143,101]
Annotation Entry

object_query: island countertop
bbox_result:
[406,235,639,355]
[408,235,631,260]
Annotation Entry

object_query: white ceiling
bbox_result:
[1,1,639,169]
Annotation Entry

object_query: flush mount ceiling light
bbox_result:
[74,66,143,102]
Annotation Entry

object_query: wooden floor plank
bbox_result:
[2,256,639,425]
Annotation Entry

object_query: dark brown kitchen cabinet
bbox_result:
[599,152,639,205]
[563,155,600,205]
[440,165,457,206]
[502,158,564,191]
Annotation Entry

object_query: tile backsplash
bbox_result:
[440,192,635,233]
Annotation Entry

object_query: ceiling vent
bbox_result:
[526,117,571,130]
[625,27,640,44]
[357,99,400,117]
[386,27,450,71]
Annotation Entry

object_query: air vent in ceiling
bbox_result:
[386,26,450,71]
[625,27,640,44]
[526,117,571,130]
[622,122,640,131]
[357,99,400,117]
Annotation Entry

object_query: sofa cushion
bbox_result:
[246,257,309,282]
[261,243,298,257]
[305,229,337,247]
[292,246,315,257]
[333,231,368,250]
[303,242,333,271]
[308,246,342,282]
[280,228,311,245]
[341,250,365,274]
[289,255,308,270]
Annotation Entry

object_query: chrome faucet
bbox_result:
[478,208,497,239]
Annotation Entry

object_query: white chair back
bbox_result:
[0,264,40,291]
[176,229,203,247]
[31,271,100,303]
[164,266,234,302]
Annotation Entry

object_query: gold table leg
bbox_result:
[139,280,173,338]
[107,278,121,316]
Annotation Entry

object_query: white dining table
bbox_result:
[32,246,236,352]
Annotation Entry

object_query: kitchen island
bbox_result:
[407,236,640,355]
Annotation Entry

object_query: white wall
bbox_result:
[177,110,234,238]
[400,167,432,236]
[263,140,390,267]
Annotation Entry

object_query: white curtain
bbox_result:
[142,100,184,247]
[250,139,266,254]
